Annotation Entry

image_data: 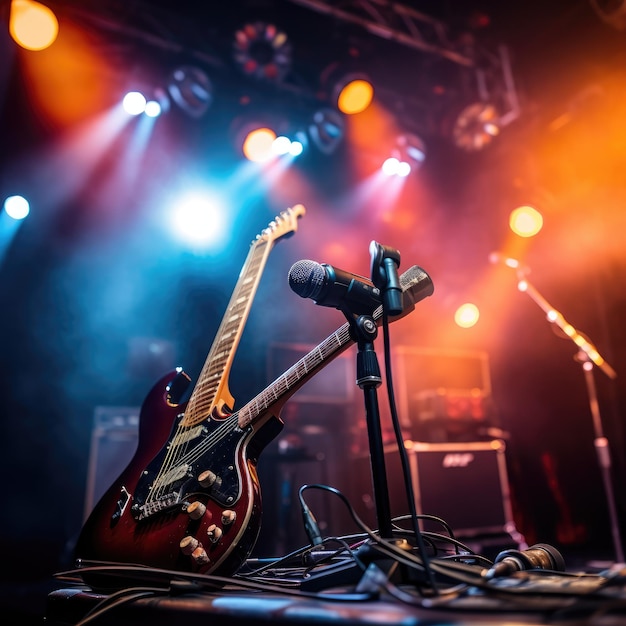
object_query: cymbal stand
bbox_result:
[514,271,623,564]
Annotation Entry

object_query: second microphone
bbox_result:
[288,260,381,315]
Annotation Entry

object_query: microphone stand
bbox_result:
[347,313,394,540]
[300,309,396,592]
[514,271,624,564]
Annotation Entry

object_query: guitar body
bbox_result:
[74,369,283,588]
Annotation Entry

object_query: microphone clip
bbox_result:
[369,241,403,315]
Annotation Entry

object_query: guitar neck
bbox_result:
[238,264,433,428]
[184,205,306,427]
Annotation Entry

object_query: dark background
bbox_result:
[1,0,626,619]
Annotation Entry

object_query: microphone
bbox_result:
[488,252,529,274]
[484,543,566,579]
[288,259,381,315]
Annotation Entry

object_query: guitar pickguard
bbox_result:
[128,416,251,522]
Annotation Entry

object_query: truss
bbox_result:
[285,0,474,66]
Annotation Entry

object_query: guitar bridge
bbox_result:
[133,492,182,521]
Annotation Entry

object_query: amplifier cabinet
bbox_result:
[407,440,517,537]
[83,406,140,521]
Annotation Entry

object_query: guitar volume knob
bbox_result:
[191,546,210,565]
[179,535,199,555]
[198,470,217,488]
[187,501,206,520]
[206,524,223,543]
[221,509,236,525]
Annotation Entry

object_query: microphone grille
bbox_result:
[288,260,325,299]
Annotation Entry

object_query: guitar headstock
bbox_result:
[256,204,306,244]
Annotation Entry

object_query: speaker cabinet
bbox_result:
[83,406,140,520]
[351,440,525,555]
[407,440,516,536]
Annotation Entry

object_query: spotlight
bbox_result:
[241,126,277,163]
[9,0,59,51]
[452,102,500,151]
[122,88,169,117]
[381,157,411,177]
[233,22,292,82]
[144,88,169,118]
[308,108,345,154]
[3,195,30,220]
[272,135,292,155]
[334,73,374,114]
[381,133,426,177]
[122,91,147,116]
[167,66,213,118]
[271,134,305,158]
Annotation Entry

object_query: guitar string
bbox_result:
[147,240,273,502]
[145,326,354,506]
[149,303,255,502]
[147,214,311,496]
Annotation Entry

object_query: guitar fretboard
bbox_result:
[183,240,270,426]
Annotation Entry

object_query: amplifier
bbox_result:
[406,440,517,537]
[83,406,140,520]
[351,440,524,551]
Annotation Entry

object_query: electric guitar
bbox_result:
[74,263,433,588]
[74,204,305,579]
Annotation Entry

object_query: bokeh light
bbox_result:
[242,127,277,162]
[509,205,543,238]
[9,0,59,51]
[3,195,30,220]
[337,78,374,115]
[454,302,480,328]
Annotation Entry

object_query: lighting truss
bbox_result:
[284,0,474,66]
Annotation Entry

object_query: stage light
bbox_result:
[9,0,59,51]
[3,195,30,220]
[123,91,147,116]
[288,139,304,156]
[167,65,213,118]
[233,21,292,82]
[308,108,345,154]
[144,101,162,117]
[381,133,425,177]
[396,161,411,177]
[242,126,277,162]
[509,205,543,238]
[169,192,225,249]
[455,303,480,328]
[381,157,411,177]
[334,74,374,114]
[145,88,169,118]
[270,135,302,157]
[452,102,500,151]
[272,135,292,155]
[122,87,169,118]
[382,157,400,176]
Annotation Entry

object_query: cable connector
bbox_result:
[301,503,324,546]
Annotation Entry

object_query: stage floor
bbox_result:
[44,554,626,626]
